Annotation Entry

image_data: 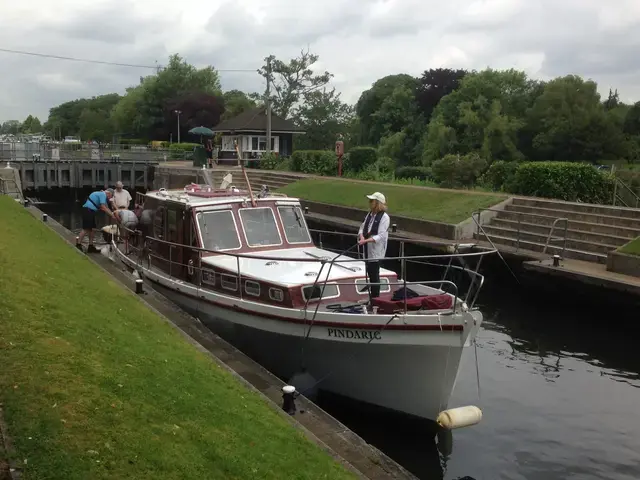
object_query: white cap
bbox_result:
[366,192,386,204]
[282,385,296,394]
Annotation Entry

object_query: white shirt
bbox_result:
[358,211,390,260]
[112,189,132,209]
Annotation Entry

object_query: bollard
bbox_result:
[304,206,309,214]
[281,385,297,415]
[42,213,48,222]
[135,279,144,294]
[23,198,30,207]
[553,255,560,267]
[391,223,397,233]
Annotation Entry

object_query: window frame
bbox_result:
[277,205,312,245]
[355,277,392,295]
[195,209,243,252]
[245,280,261,297]
[269,288,284,302]
[302,284,340,303]
[220,274,238,292]
[238,207,283,248]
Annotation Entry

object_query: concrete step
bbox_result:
[246,177,292,187]
[494,210,640,238]
[481,225,618,256]
[474,232,607,264]
[504,204,640,230]
[489,218,631,247]
[251,170,304,181]
[512,197,640,220]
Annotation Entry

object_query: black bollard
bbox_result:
[281,385,297,415]
[553,255,560,267]
[304,206,309,214]
[42,213,48,222]
[391,223,397,233]
[135,279,144,294]
[23,198,30,208]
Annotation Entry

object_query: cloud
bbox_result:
[2,0,640,123]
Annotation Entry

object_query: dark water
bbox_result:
[43,202,640,480]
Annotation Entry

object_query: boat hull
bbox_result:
[152,281,472,419]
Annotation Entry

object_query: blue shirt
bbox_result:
[83,191,108,211]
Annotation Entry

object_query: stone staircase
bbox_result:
[475,197,640,264]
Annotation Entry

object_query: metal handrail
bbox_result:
[112,222,492,312]
[473,207,569,258]
[612,176,640,209]
[139,249,464,316]
[0,177,23,202]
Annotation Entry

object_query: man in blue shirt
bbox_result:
[76,188,119,253]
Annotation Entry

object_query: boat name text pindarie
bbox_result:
[327,328,382,340]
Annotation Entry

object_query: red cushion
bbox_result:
[421,294,453,310]
[371,294,453,313]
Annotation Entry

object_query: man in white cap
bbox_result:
[358,191,390,299]
[111,181,132,210]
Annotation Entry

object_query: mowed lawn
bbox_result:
[278,178,506,224]
[0,197,354,480]
[619,236,640,256]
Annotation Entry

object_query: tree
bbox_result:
[526,75,622,162]
[78,109,113,142]
[355,74,418,146]
[415,68,467,121]
[604,89,620,110]
[111,85,146,137]
[293,88,354,150]
[162,92,224,141]
[0,120,21,135]
[423,69,539,163]
[256,50,332,119]
[44,93,121,139]
[623,102,640,136]
[120,54,222,139]
[21,115,42,133]
[221,90,256,121]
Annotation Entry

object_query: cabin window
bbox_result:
[239,207,282,247]
[269,288,284,302]
[197,210,241,251]
[154,207,165,238]
[167,209,178,242]
[221,274,238,291]
[245,280,261,297]
[355,277,391,294]
[202,269,215,286]
[302,284,340,302]
[277,206,311,244]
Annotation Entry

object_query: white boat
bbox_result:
[112,180,494,420]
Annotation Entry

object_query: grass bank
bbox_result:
[278,178,506,224]
[0,197,353,480]
[619,236,640,256]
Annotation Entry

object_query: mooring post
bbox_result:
[42,213,48,222]
[552,255,560,267]
[391,223,397,233]
[135,279,144,294]
[281,385,297,415]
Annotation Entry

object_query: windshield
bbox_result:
[239,207,282,247]
[197,210,241,250]
[278,206,311,244]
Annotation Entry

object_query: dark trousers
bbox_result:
[366,260,381,298]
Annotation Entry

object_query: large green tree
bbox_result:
[293,88,354,150]
[415,68,467,121]
[221,90,257,121]
[44,93,121,139]
[526,75,622,162]
[423,69,540,163]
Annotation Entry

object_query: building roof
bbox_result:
[212,108,305,134]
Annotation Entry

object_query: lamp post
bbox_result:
[174,110,182,144]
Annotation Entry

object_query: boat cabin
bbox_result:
[135,185,397,310]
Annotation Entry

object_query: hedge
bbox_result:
[343,146,377,173]
[479,160,519,191]
[291,150,337,175]
[169,142,200,159]
[395,166,432,180]
[510,162,614,203]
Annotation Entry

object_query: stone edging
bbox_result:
[607,250,640,277]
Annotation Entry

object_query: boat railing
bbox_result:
[113,223,495,312]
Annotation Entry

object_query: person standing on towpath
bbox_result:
[76,188,120,253]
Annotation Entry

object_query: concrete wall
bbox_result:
[300,200,461,239]
[607,251,640,277]
[455,196,514,240]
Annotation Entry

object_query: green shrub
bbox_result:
[258,153,279,170]
[169,142,200,159]
[510,162,614,203]
[376,156,396,176]
[395,166,432,180]
[291,150,337,175]
[431,153,487,188]
[343,146,377,173]
[479,160,519,191]
[120,138,146,146]
[275,157,294,171]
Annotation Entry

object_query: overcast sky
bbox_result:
[1,0,640,123]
